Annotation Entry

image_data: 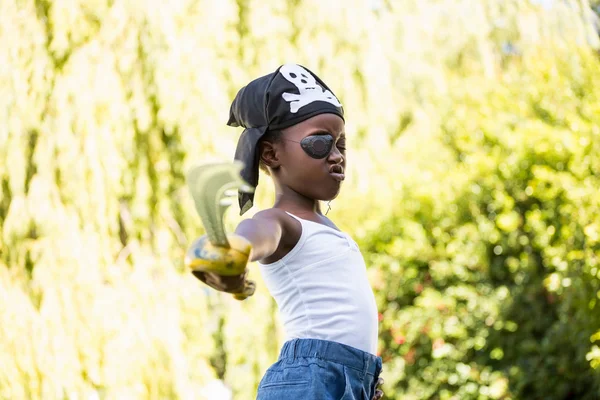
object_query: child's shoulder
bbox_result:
[252,208,302,237]
[252,208,302,263]
[252,207,291,222]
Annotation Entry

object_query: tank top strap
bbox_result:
[285,211,346,235]
[284,212,323,237]
[285,211,303,222]
[285,211,310,229]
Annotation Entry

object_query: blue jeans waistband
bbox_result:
[279,338,382,376]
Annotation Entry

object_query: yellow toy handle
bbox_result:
[185,234,255,300]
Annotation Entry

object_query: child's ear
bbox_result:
[260,141,281,170]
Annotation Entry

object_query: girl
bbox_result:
[187,64,384,399]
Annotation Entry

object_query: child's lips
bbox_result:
[330,172,345,182]
[329,165,345,181]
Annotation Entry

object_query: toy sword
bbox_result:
[186,161,255,299]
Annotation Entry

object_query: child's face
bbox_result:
[276,113,346,202]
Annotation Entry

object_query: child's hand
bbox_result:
[185,234,256,300]
[192,270,256,299]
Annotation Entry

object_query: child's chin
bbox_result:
[307,184,341,202]
[321,190,341,202]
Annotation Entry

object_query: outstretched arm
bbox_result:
[187,209,287,297]
[234,210,285,262]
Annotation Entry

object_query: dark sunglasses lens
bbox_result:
[301,135,334,159]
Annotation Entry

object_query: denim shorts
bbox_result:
[256,338,383,400]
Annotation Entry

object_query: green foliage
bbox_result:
[363,48,600,399]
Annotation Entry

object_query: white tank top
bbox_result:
[257,212,379,355]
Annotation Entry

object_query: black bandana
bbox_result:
[228,64,344,215]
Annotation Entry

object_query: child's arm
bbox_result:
[187,209,289,296]
[234,209,286,262]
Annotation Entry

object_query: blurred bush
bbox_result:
[364,48,600,399]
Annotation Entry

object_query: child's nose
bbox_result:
[328,146,344,163]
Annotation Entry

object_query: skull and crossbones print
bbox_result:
[280,64,342,113]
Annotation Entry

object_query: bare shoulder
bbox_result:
[253,208,302,263]
[252,208,301,237]
[252,208,288,222]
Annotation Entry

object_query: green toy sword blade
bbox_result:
[186,161,254,248]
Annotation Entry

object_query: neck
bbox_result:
[272,181,322,215]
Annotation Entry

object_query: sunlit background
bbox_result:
[1,0,600,399]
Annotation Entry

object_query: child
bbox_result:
[188,64,384,399]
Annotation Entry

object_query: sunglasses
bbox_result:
[282,134,345,159]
